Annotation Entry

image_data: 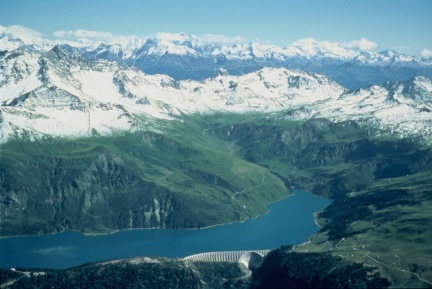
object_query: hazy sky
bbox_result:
[1,0,431,56]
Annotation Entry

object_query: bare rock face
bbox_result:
[0,150,177,235]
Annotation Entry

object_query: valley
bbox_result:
[204,114,432,287]
[1,28,432,288]
[2,113,431,287]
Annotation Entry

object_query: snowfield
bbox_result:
[1,32,432,144]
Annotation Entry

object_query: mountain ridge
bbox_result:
[3,30,427,64]
[1,46,432,145]
[2,27,432,89]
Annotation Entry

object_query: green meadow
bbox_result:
[1,112,431,287]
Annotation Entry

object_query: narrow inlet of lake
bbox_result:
[0,190,331,269]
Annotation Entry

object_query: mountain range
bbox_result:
[1,27,432,288]
[1,37,432,144]
[1,27,432,88]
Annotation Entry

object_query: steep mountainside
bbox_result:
[1,29,432,287]
[0,121,289,235]
[1,46,432,144]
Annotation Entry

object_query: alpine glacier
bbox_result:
[1,28,432,144]
[1,43,432,144]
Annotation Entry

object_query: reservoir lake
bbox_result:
[0,190,331,269]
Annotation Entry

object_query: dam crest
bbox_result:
[183,250,270,270]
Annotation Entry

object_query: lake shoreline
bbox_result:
[0,192,295,239]
[0,190,331,269]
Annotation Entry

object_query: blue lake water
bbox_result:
[0,190,331,269]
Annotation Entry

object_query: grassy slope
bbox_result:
[1,112,431,287]
[202,113,432,288]
[0,115,289,235]
[298,174,432,288]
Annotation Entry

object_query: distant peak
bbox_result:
[154,32,197,43]
[378,49,399,56]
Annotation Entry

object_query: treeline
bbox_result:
[251,247,391,289]
[2,250,391,289]
[7,262,201,289]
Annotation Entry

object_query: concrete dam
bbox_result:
[183,250,271,270]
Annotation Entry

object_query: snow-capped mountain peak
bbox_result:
[2,27,430,67]
[0,25,53,52]
[154,32,202,47]
[1,27,432,144]
[1,46,432,144]
[285,38,358,59]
